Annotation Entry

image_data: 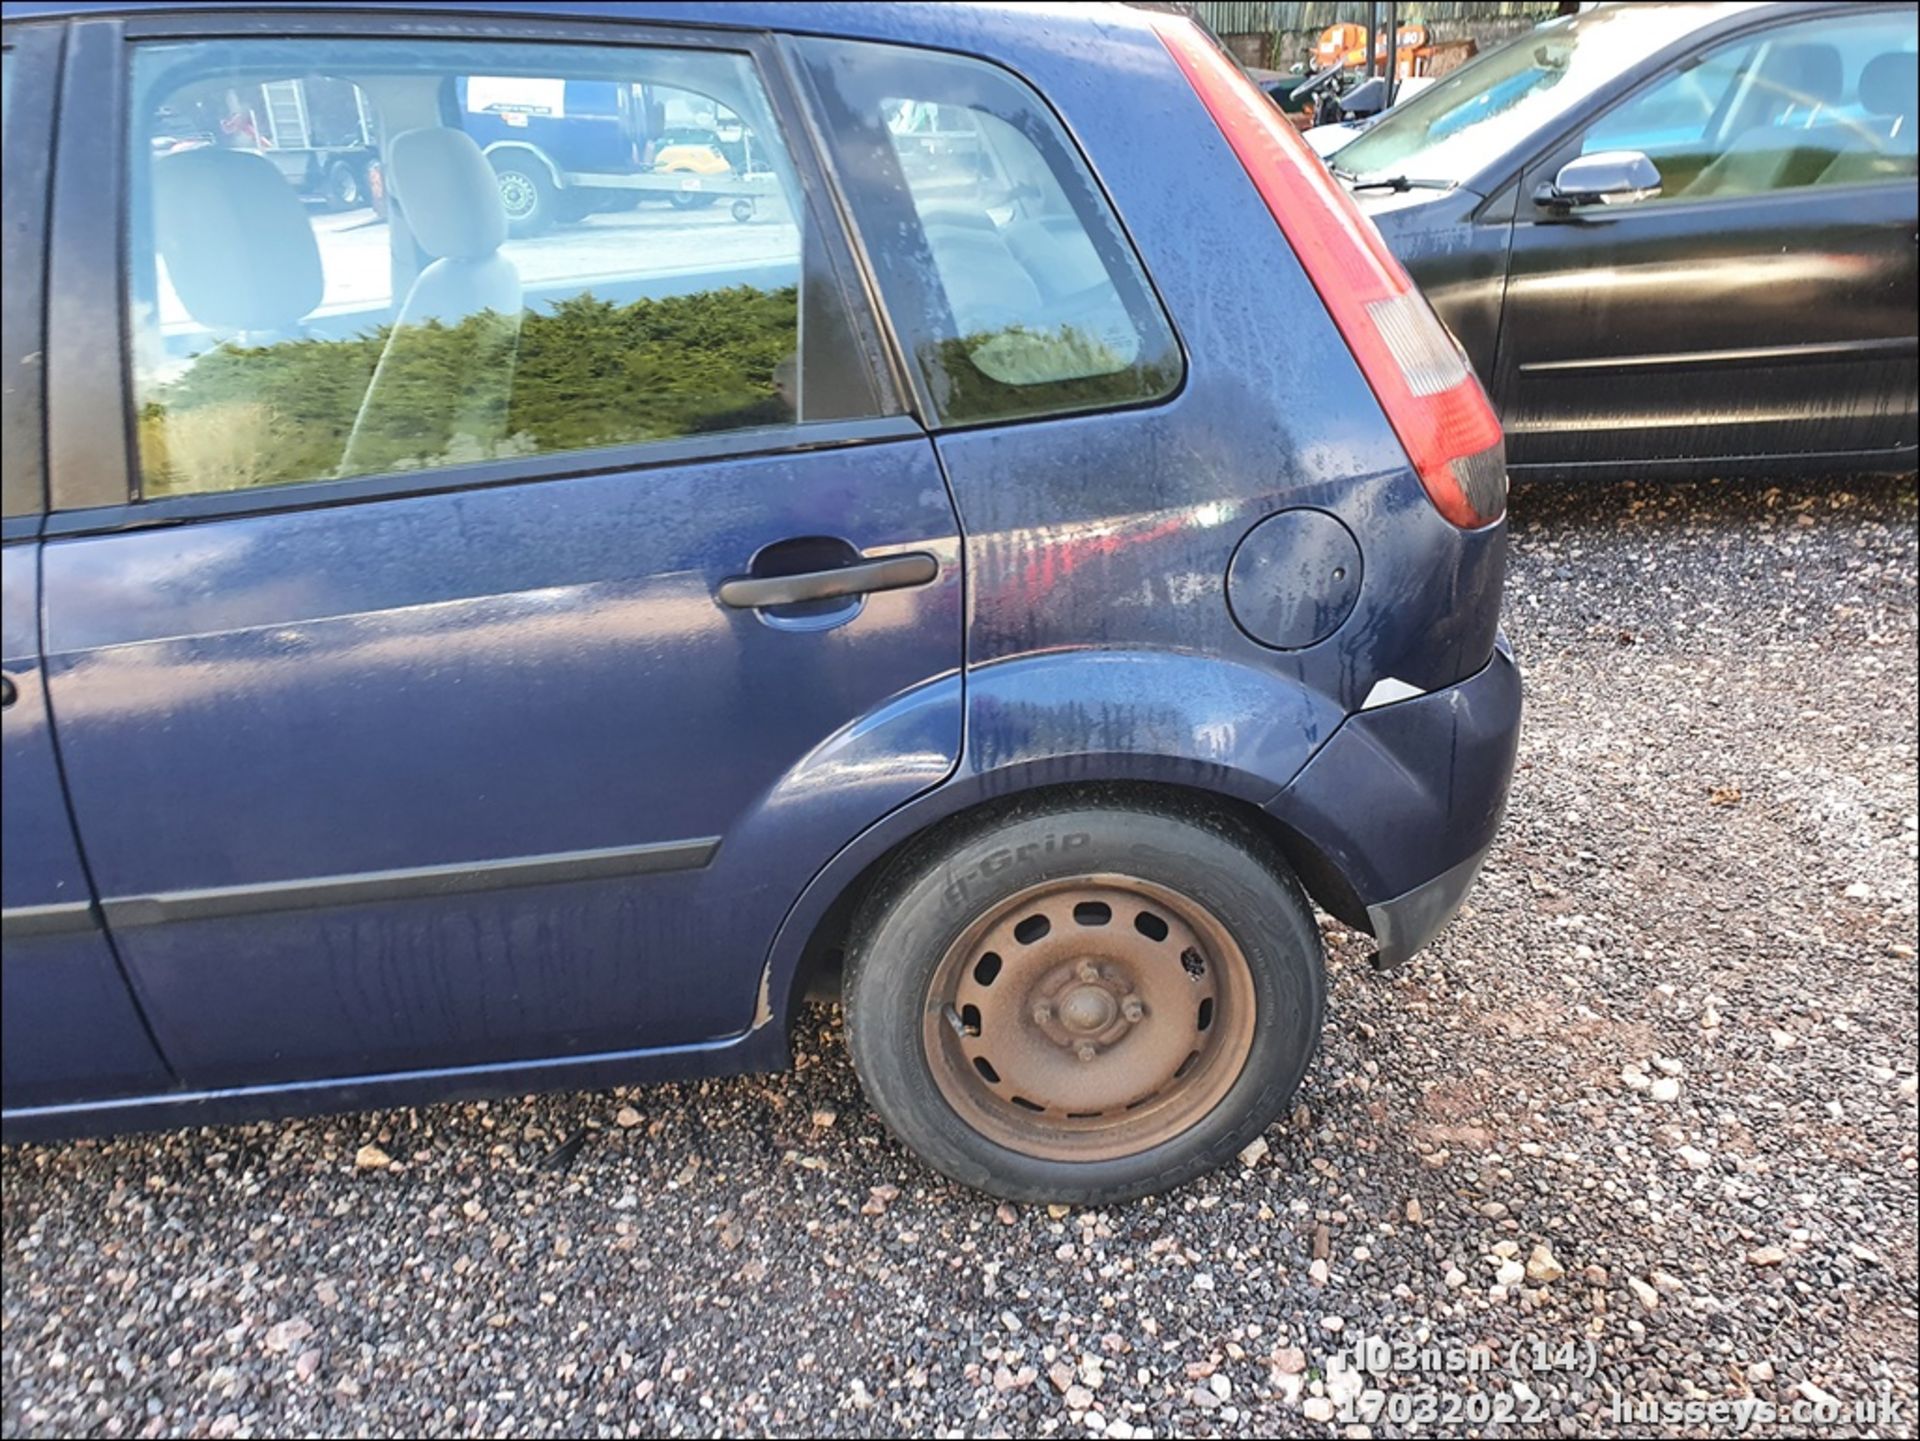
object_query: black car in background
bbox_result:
[1331,1,1918,481]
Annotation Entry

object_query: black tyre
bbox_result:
[491,156,557,237]
[730,198,755,223]
[323,158,363,212]
[668,186,719,210]
[842,793,1325,1203]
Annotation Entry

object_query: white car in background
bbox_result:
[1302,74,1437,158]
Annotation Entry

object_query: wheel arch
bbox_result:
[480,140,564,187]
[756,769,1370,1039]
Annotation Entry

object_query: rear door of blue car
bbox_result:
[31,11,961,1096]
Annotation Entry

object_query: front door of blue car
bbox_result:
[36,17,961,1093]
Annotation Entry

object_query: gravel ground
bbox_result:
[5,476,1917,1440]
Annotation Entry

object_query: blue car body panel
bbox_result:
[1278,639,1522,905]
[40,438,963,1087]
[0,0,1519,1140]
[2,546,177,1108]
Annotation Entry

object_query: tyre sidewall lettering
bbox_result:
[941,830,1090,909]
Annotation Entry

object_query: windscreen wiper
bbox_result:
[1338,173,1452,192]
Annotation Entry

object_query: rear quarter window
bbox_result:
[796,37,1181,426]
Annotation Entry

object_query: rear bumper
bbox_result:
[1269,635,1521,968]
[1364,838,1494,971]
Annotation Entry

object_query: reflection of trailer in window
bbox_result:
[886,100,995,200]
[457,76,782,236]
[246,78,384,213]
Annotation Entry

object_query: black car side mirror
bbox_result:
[1535,150,1663,211]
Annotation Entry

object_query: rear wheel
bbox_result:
[843,795,1324,1202]
[491,156,557,237]
[323,158,363,212]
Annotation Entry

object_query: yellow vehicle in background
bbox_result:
[650,124,735,210]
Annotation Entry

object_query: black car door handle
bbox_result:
[718,552,938,610]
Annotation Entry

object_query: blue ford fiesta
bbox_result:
[0,0,1520,1201]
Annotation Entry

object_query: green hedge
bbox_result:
[138,284,800,496]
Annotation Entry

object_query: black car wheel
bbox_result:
[842,793,1325,1203]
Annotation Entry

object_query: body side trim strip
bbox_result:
[1518,336,1918,375]
[0,901,98,939]
[100,837,720,928]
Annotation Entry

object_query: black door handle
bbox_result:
[718,552,938,610]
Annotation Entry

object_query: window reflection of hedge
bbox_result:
[924,324,1181,425]
[138,284,799,496]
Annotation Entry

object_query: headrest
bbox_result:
[389,128,507,260]
[1859,52,1918,120]
[153,147,323,332]
[1772,43,1843,106]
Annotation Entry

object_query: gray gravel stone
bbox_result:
[4,477,1916,1438]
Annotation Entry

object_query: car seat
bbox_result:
[344,127,523,474]
[1001,216,1109,306]
[1684,43,1846,198]
[1815,51,1919,187]
[152,147,324,337]
[917,203,1045,336]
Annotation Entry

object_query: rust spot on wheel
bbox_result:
[921,876,1258,1162]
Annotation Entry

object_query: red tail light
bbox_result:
[1151,14,1506,528]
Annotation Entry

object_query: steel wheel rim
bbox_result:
[496,171,537,220]
[922,874,1258,1162]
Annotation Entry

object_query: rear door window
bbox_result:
[126,37,883,499]
[795,37,1181,426]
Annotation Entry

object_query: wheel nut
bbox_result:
[1032,1002,1053,1025]
[1076,960,1100,984]
[1075,1040,1098,1062]
[1121,995,1145,1022]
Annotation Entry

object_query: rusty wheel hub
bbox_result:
[922,875,1258,1162]
[1030,959,1140,1054]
